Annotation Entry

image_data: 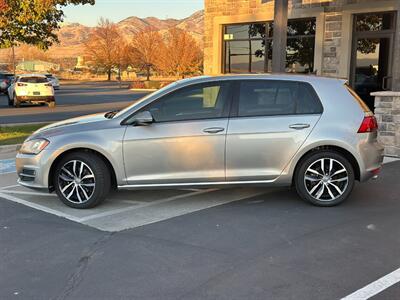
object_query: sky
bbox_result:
[62,0,204,26]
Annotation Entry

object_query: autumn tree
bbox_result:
[129,30,163,81]
[84,18,126,80]
[0,0,94,73]
[158,28,203,79]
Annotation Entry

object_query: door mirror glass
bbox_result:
[133,111,154,126]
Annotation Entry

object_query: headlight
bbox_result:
[20,139,50,155]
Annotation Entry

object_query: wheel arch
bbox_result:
[48,148,118,192]
[291,145,361,185]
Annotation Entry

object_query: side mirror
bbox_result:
[133,111,154,126]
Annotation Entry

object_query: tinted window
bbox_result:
[19,77,48,83]
[238,80,322,117]
[145,83,230,122]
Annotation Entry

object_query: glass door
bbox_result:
[350,12,396,111]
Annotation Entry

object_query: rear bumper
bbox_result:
[358,136,385,182]
[16,96,55,103]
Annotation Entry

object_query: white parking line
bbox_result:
[0,192,82,222]
[0,184,20,190]
[341,267,400,300]
[78,189,216,222]
[0,190,57,197]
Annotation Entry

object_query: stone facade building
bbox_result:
[204,0,400,157]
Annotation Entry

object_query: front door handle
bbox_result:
[203,127,225,134]
[289,123,310,130]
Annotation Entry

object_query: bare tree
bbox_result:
[129,30,163,81]
[158,28,203,78]
[84,18,125,80]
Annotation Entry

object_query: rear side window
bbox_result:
[237,80,323,117]
[19,77,48,83]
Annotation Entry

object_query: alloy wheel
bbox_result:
[304,158,349,202]
[58,160,96,204]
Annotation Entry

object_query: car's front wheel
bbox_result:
[13,95,20,108]
[54,152,111,209]
[295,150,355,207]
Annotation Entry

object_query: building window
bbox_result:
[223,18,316,74]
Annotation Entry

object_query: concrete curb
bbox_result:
[383,156,400,164]
[0,144,21,153]
[0,122,48,127]
[130,89,157,92]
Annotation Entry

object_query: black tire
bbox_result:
[54,151,111,209]
[13,95,20,108]
[48,101,56,108]
[294,150,355,207]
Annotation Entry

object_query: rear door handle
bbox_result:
[203,127,225,134]
[289,123,310,130]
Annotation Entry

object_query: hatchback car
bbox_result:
[16,75,384,209]
[8,74,56,108]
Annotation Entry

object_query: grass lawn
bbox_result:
[0,124,49,146]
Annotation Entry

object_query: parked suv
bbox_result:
[0,73,14,94]
[16,75,384,209]
[8,74,56,107]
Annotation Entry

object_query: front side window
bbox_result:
[144,82,230,122]
[238,80,322,117]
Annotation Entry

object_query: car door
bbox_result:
[226,79,323,181]
[123,81,232,185]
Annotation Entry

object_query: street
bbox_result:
[0,144,400,299]
[0,81,148,124]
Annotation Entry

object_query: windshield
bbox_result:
[114,82,179,118]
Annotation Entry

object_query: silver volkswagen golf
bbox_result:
[16,75,384,209]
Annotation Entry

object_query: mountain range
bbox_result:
[0,10,204,61]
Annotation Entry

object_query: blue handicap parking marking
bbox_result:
[0,159,16,174]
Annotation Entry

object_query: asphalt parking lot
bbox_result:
[1,144,400,299]
[0,81,148,124]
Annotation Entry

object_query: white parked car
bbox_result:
[8,74,56,108]
[45,74,60,90]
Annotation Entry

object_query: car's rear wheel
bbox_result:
[295,150,355,207]
[54,152,111,209]
[13,95,20,108]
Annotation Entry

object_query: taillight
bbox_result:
[358,115,378,133]
[17,83,28,87]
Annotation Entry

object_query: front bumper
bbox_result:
[16,150,56,191]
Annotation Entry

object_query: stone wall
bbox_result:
[373,91,400,157]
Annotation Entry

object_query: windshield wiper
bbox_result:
[104,110,119,119]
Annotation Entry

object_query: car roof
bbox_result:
[18,74,47,78]
[175,74,348,87]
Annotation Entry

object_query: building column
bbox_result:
[272,0,288,73]
[373,91,400,158]
[392,9,400,91]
